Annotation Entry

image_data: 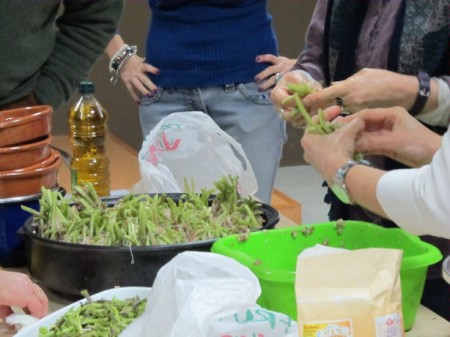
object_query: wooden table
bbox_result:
[2,135,448,335]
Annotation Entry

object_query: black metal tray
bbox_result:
[20,193,279,297]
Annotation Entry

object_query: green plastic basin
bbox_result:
[211,221,442,331]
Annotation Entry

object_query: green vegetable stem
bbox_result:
[22,176,265,246]
[282,82,363,160]
[38,291,146,337]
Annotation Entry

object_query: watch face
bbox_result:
[331,184,351,205]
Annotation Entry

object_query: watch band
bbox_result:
[331,159,372,205]
[409,70,430,116]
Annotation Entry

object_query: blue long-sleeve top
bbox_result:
[146,0,278,87]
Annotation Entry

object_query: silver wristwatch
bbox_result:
[331,159,372,205]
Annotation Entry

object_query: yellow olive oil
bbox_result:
[69,81,110,196]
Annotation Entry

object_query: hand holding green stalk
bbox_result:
[282,82,363,160]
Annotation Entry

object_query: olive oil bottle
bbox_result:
[69,81,110,196]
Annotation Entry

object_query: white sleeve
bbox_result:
[416,78,450,127]
[376,127,450,239]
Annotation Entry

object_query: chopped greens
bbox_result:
[22,176,265,246]
[38,291,146,337]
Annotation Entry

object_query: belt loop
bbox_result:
[224,83,236,94]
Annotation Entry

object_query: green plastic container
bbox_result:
[211,221,442,331]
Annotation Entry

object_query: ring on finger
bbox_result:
[275,72,283,84]
[336,97,344,111]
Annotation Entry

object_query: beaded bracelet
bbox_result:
[109,44,138,84]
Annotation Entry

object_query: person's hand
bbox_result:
[303,68,416,113]
[271,70,322,128]
[254,55,296,91]
[300,106,365,184]
[346,106,442,167]
[119,55,160,103]
[0,271,48,320]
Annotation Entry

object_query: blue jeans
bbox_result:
[139,82,286,203]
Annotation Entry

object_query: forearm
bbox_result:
[339,165,389,218]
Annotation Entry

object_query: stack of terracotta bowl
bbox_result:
[0,105,62,266]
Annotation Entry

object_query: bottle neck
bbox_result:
[79,93,96,100]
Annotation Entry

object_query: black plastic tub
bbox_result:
[20,194,279,297]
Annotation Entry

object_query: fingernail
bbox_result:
[256,56,261,62]
[155,69,160,75]
[255,76,261,82]
[258,87,264,92]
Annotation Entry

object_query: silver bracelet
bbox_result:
[109,44,138,85]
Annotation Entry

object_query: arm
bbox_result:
[0,271,48,320]
[105,34,159,103]
[301,106,450,238]
[302,68,444,117]
[300,107,388,217]
[34,0,123,110]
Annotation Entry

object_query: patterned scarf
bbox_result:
[324,0,449,84]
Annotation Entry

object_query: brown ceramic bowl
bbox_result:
[0,135,52,171]
[0,105,52,147]
[0,149,61,198]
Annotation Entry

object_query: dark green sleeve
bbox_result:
[34,0,124,110]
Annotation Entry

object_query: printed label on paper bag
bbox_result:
[375,313,403,337]
[300,319,353,337]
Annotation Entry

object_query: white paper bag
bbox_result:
[295,245,404,337]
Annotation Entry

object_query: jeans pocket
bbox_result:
[140,87,164,106]
[236,83,273,105]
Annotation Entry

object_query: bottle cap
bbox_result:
[79,81,95,94]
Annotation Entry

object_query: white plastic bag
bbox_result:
[133,111,258,196]
[119,251,298,337]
